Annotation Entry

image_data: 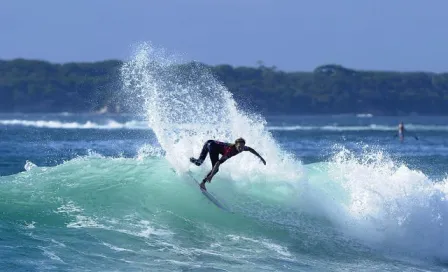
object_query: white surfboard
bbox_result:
[185,171,232,213]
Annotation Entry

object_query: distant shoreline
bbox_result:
[1,59,448,115]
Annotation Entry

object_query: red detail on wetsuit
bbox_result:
[213,141,238,158]
[223,146,236,157]
[215,141,244,160]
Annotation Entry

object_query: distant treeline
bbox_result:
[1,59,448,115]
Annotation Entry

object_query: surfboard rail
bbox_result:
[185,171,233,213]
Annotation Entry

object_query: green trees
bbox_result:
[1,59,447,115]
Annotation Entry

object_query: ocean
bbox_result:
[1,45,448,271]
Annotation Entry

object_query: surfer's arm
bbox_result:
[245,147,266,165]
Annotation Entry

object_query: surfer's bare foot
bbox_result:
[200,182,207,191]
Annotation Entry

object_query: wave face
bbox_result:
[2,157,309,271]
[2,153,448,271]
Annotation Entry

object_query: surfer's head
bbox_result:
[235,137,246,152]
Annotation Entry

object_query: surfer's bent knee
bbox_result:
[205,140,214,149]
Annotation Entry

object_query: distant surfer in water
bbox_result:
[190,138,266,190]
[395,121,418,142]
[398,121,405,142]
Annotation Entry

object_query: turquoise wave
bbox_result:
[2,154,448,270]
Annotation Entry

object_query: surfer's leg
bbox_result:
[190,140,213,166]
[199,149,220,190]
[203,152,219,184]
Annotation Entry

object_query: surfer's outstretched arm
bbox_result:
[245,147,266,165]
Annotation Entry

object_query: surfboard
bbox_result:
[185,171,232,213]
[170,168,232,212]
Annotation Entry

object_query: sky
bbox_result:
[1,0,447,72]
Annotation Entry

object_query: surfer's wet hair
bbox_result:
[235,138,246,144]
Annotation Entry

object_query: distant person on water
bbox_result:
[190,138,266,190]
[395,121,418,142]
[398,121,405,142]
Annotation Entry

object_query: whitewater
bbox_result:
[1,44,448,271]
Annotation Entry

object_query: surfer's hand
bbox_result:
[260,158,266,165]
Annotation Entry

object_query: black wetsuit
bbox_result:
[194,140,249,166]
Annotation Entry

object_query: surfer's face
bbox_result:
[235,142,245,152]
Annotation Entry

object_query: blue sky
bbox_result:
[1,0,447,72]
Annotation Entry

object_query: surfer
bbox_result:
[394,121,418,142]
[398,121,405,142]
[190,138,266,190]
